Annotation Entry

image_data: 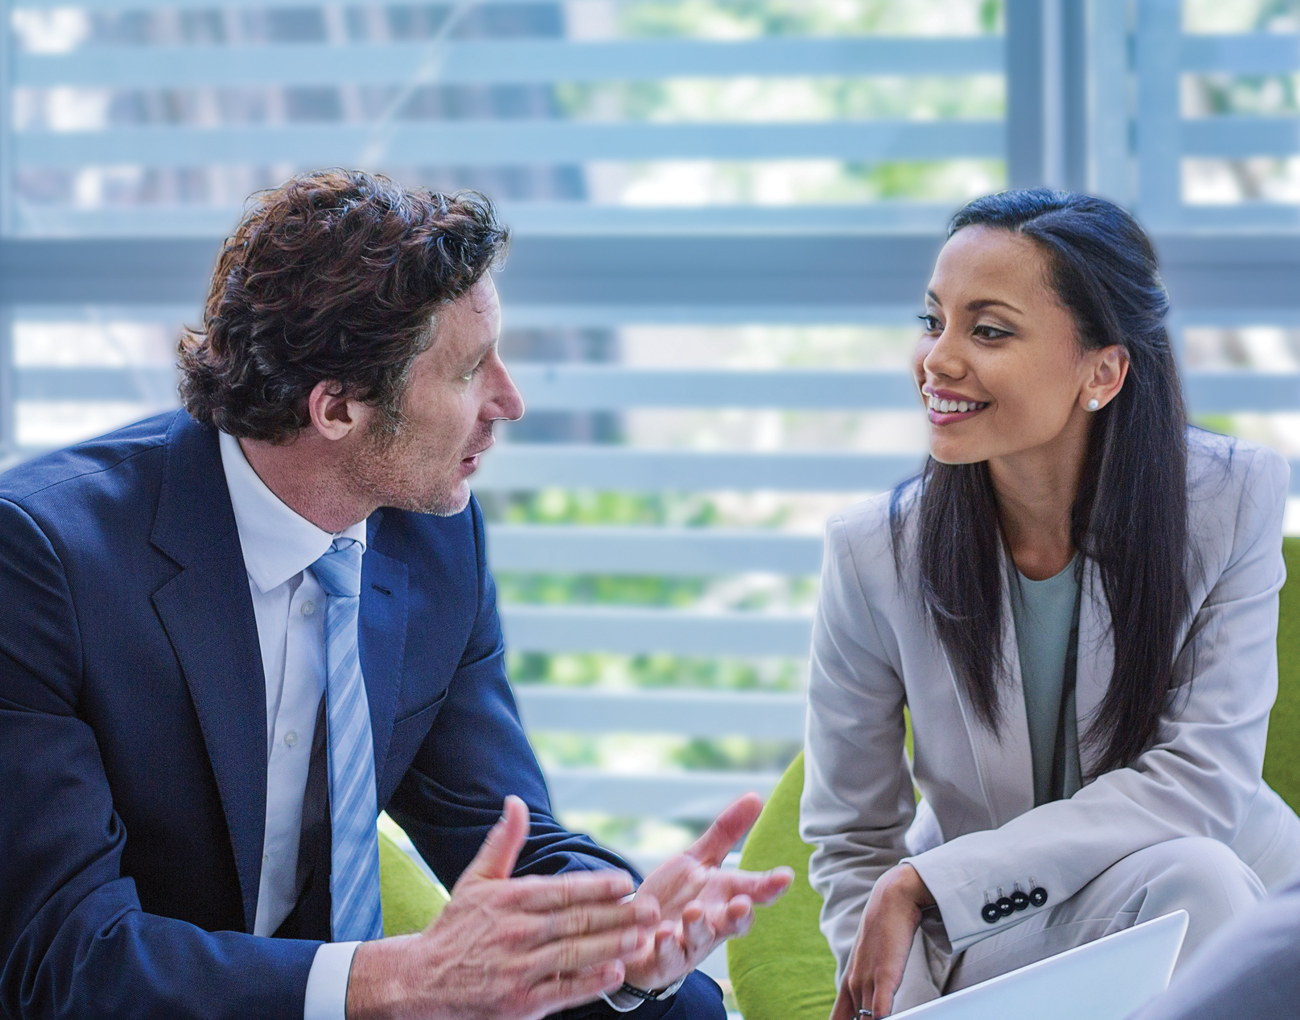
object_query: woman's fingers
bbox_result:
[871,976,896,1019]
[830,982,865,1020]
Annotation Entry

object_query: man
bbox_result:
[0,170,791,1020]
[1125,872,1300,1020]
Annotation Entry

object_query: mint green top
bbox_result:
[1010,558,1084,806]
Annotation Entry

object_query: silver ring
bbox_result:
[858,1011,873,1018]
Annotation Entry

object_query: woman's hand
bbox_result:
[830,864,935,1020]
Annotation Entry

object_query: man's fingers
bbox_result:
[703,895,754,940]
[685,793,764,867]
[461,795,529,884]
[527,961,626,1017]
[534,897,659,941]
[523,924,649,981]
[706,866,795,905]
[754,866,795,903]
[504,870,636,911]
[679,904,718,962]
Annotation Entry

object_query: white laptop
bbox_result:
[891,910,1189,1020]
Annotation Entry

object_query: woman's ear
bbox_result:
[1080,345,1130,412]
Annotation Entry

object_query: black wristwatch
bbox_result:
[618,977,685,1002]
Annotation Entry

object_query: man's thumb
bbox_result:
[464,794,529,882]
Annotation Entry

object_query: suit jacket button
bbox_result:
[981,903,1001,924]
[1029,887,1049,907]
[1011,890,1030,911]
[996,896,1015,916]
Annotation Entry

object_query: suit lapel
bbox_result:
[150,413,267,934]
[937,552,1036,829]
[360,521,409,788]
[985,558,1036,823]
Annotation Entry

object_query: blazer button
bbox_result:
[996,896,1015,917]
[1011,890,1030,911]
[1029,887,1049,907]
[981,903,1001,924]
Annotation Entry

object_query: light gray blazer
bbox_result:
[801,430,1300,976]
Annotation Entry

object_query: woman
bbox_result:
[801,189,1300,1020]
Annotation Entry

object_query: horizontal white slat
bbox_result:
[514,686,806,739]
[499,604,813,657]
[17,365,1299,414]
[7,300,923,329]
[510,366,1300,413]
[509,364,921,410]
[14,119,1006,169]
[544,767,781,820]
[486,524,823,575]
[1180,33,1300,74]
[1168,204,1300,231]
[15,37,1005,89]
[1181,116,1300,158]
[11,200,958,238]
[474,446,923,492]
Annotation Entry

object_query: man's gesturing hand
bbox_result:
[621,793,794,994]
[347,796,660,1020]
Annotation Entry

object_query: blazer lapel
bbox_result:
[1074,558,1113,780]
[150,412,267,934]
[938,553,1036,829]
[361,516,409,791]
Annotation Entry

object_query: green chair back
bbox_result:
[379,827,449,937]
[729,539,1300,1019]
[727,751,837,1020]
[1265,537,1300,811]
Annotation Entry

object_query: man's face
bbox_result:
[349,275,523,516]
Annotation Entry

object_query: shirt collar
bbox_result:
[219,430,369,594]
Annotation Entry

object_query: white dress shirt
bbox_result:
[219,431,365,1020]
[220,432,665,1016]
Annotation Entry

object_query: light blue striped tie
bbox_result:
[310,538,384,942]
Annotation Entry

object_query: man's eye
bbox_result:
[461,369,476,382]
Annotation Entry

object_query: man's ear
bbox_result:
[306,380,366,440]
[1080,344,1130,412]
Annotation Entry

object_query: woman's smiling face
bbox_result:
[914,224,1123,466]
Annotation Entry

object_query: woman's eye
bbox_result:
[917,314,941,332]
[973,324,1012,341]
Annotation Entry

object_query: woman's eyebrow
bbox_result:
[966,298,1024,315]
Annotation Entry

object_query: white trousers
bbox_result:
[896,837,1272,1013]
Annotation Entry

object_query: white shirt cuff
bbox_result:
[599,975,687,1012]
[303,941,362,1020]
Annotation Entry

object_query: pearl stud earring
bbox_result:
[1087,398,1100,411]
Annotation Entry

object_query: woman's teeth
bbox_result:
[928,395,988,414]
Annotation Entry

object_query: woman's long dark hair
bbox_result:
[890,189,1190,778]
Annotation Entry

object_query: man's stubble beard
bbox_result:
[347,407,477,518]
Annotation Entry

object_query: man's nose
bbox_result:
[488,361,525,422]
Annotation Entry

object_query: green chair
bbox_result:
[1263,537,1300,810]
[378,818,450,937]
[728,537,1300,1020]
[727,750,837,1020]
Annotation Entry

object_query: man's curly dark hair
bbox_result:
[179,169,509,442]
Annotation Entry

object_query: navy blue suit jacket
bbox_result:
[0,411,722,1020]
